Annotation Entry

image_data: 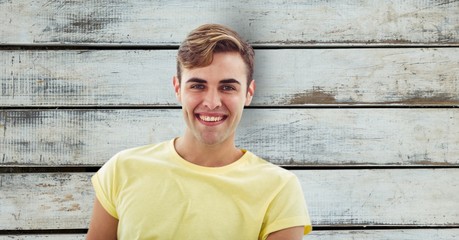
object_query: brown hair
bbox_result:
[176,24,255,85]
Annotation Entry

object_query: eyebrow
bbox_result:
[220,79,241,85]
[185,78,241,85]
[185,78,207,84]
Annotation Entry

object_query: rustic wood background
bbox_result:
[1,0,458,239]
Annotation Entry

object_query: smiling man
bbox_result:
[87,24,311,240]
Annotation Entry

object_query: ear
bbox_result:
[173,76,181,103]
[245,80,256,106]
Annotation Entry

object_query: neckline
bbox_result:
[168,138,250,173]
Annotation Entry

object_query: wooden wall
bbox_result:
[1,0,458,238]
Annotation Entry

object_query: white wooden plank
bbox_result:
[1,48,458,106]
[0,235,85,240]
[294,169,459,227]
[306,229,459,240]
[2,229,459,239]
[1,109,458,166]
[0,50,177,106]
[1,169,458,229]
[0,173,93,230]
[0,0,458,45]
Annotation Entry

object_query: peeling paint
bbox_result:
[396,96,459,105]
[288,89,337,105]
[58,203,81,212]
[40,1,125,42]
[12,212,20,221]
[36,183,56,188]
[409,160,452,166]
[40,205,51,210]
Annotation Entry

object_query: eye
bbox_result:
[221,85,236,91]
[190,84,205,90]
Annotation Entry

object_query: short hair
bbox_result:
[176,24,255,85]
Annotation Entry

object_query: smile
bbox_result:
[196,114,227,123]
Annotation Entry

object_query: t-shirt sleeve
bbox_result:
[91,153,120,219]
[260,174,312,239]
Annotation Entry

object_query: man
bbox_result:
[87,24,312,240]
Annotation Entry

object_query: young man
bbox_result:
[87,24,312,240]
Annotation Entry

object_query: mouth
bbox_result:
[195,113,228,125]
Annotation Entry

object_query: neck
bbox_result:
[174,135,243,167]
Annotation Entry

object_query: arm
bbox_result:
[86,197,118,240]
[266,226,305,240]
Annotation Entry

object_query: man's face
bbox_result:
[173,52,255,146]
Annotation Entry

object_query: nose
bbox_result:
[203,89,222,110]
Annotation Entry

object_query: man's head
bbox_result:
[173,24,255,146]
[176,24,255,87]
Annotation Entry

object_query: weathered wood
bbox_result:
[1,0,458,45]
[1,169,458,229]
[1,48,458,106]
[294,169,459,226]
[0,173,93,230]
[2,229,459,239]
[1,108,458,167]
[2,0,456,237]
[0,235,86,240]
[306,229,459,240]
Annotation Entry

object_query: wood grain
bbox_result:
[294,169,459,226]
[0,173,93,230]
[1,48,458,106]
[1,108,457,167]
[1,169,458,229]
[2,0,458,237]
[306,229,459,240]
[0,236,86,240]
[0,0,458,45]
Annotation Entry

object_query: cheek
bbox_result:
[227,96,247,111]
[181,95,200,111]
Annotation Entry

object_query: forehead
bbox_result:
[182,52,248,83]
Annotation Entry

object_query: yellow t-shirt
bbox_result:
[92,139,312,239]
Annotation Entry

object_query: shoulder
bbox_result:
[104,139,173,170]
[119,139,170,156]
[244,151,298,183]
[118,139,171,159]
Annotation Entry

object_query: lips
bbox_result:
[199,115,224,122]
[195,113,227,124]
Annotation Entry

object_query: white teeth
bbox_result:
[199,115,224,122]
